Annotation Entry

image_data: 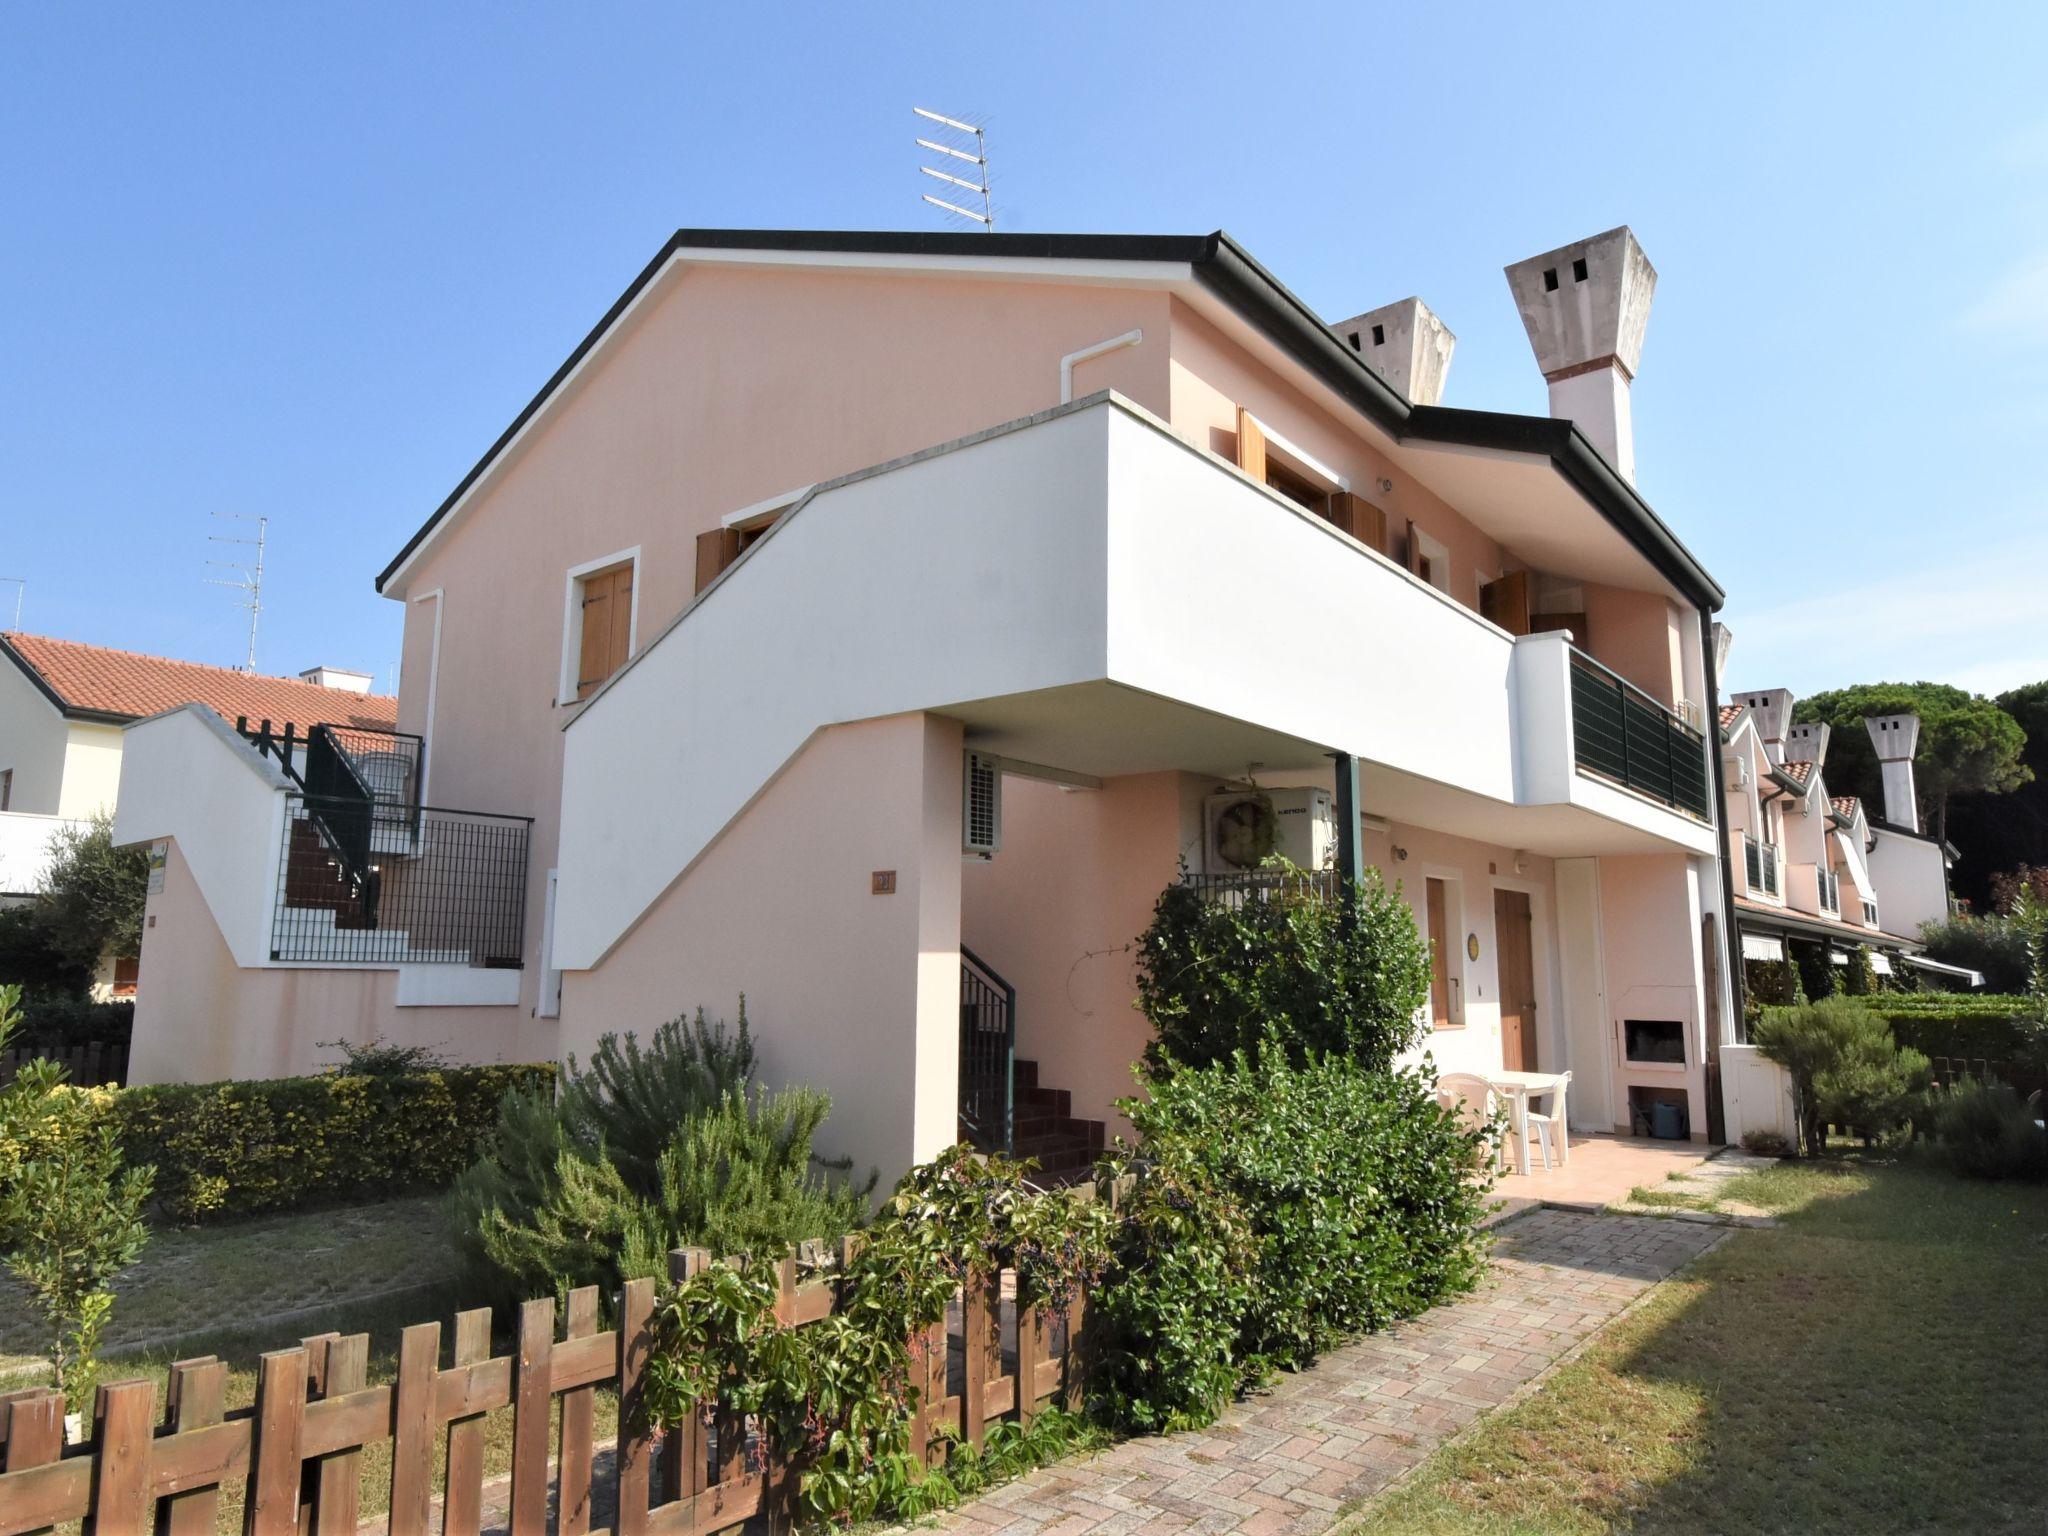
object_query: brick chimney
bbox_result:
[1332,298,1455,405]
[1505,227,1656,483]
[1865,714,1922,832]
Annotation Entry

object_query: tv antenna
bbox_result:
[206,513,267,672]
[914,107,994,231]
[0,577,23,629]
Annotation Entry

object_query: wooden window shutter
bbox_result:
[1425,878,1452,1029]
[575,564,632,701]
[1479,570,1532,636]
[1235,407,1267,481]
[695,528,742,595]
[1328,492,1387,554]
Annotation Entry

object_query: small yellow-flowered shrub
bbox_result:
[108,1063,555,1223]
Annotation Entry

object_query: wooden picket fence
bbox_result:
[0,1039,129,1089]
[0,1241,1084,1536]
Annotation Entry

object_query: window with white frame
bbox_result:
[559,548,640,704]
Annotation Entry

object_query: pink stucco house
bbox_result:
[114,225,1742,1180]
[1717,687,1967,987]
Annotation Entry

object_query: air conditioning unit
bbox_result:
[963,750,1002,856]
[1203,787,1334,874]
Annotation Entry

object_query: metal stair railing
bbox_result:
[959,945,1016,1156]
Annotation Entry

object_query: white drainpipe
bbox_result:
[1059,328,1144,403]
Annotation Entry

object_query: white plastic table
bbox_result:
[1486,1069,1571,1175]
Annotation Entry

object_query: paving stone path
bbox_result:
[932,1209,1726,1536]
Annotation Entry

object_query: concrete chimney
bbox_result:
[1783,721,1830,768]
[1865,714,1923,832]
[299,665,375,694]
[1736,689,1793,764]
[1333,298,1455,406]
[1505,227,1656,483]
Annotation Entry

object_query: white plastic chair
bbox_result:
[1522,1071,1574,1170]
[1437,1072,1512,1172]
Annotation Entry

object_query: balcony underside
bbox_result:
[948,679,1712,859]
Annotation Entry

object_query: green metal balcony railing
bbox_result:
[1568,650,1711,820]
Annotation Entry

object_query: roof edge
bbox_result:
[378,225,1726,612]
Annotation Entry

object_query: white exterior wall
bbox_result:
[112,706,292,968]
[0,658,71,816]
[1866,827,1949,940]
[57,722,125,818]
[1720,1044,1798,1146]
[0,812,86,898]
[556,395,1717,968]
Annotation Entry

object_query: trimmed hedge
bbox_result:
[1874,1003,2044,1067]
[109,1063,555,1223]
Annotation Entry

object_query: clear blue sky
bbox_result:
[5,4,2044,701]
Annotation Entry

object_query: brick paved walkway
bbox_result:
[933,1210,1725,1536]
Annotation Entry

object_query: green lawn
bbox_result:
[0,1194,462,1389]
[1353,1152,2048,1535]
[0,1195,590,1532]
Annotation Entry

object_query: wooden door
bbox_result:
[1494,889,1537,1071]
[1479,571,1532,635]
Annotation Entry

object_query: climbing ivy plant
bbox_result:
[640,1145,1113,1525]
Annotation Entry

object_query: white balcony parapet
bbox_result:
[556,392,1718,968]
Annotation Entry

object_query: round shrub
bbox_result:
[1135,863,1432,1076]
[1110,1051,1492,1385]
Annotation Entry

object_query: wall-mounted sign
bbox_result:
[1466,932,1481,961]
[147,841,168,895]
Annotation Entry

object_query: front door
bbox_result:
[1495,889,1538,1072]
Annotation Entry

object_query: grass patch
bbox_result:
[0,1198,604,1533]
[1353,1151,2048,1535]
[0,1194,461,1389]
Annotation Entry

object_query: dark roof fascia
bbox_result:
[375,230,1217,593]
[1401,406,1724,610]
[0,635,133,725]
[1191,236,1723,609]
[1868,817,1945,848]
[378,227,1727,612]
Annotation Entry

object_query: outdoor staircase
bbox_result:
[1008,1057,1107,1184]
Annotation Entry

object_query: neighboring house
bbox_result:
[116,225,1740,1178]
[1717,686,1972,989]
[0,632,394,990]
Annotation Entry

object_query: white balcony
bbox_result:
[556,392,1718,966]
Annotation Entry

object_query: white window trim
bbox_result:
[1412,527,1452,594]
[720,484,814,532]
[1241,411,1349,492]
[1422,866,1466,1028]
[558,546,642,706]
[538,867,563,1018]
[409,589,443,804]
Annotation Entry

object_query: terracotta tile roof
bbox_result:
[1717,703,1744,731]
[1832,796,1861,820]
[1780,760,1815,785]
[2,633,397,732]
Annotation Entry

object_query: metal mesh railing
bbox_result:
[1568,650,1711,819]
[271,793,531,966]
[1180,867,1347,909]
